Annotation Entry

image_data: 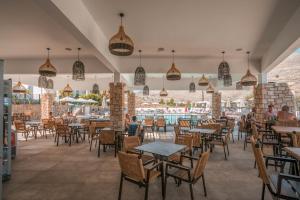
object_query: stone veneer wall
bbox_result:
[109,82,125,129]
[254,82,296,124]
[41,93,54,119]
[127,92,136,116]
[212,92,221,119]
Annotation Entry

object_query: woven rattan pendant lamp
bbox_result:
[39,48,57,77]
[72,48,85,81]
[12,81,27,94]
[46,79,54,89]
[143,85,149,96]
[92,75,100,94]
[109,13,134,56]
[218,51,230,80]
[166,50,181,80]
[241,51,257,86]
[198,74,209,86]
[160,76,168,97]
[206,83,214,94]
[38,75,48,88]
[134,50,146,85]
[189,76,196,93]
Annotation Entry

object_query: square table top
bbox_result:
[134,142,186,158]
[68,123,84,127]
[272,126,300,134]
[189,128,216,134]
[284,147,300,160]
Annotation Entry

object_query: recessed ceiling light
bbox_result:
[236,48,243,51]
[65,48,72,51]
[158,47,165,52]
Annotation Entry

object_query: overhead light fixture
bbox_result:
[72,48,85,81]
[39,48,57,77]
[12,81,27,94]
[223,74,232,87]
[38,75,48,88]
[236,81,243,90]
[160,76,168,97]
[241,51,257,86]
[134,50,146,85]
[143,85,149,96]
[46,79,54,89]
[218,51,230,80]
[198,74,209,86]
[189,76,196,93]
[109,13,134,56]
[206,83,214,94]
[92,75,100,94]
[62,84,73,97]
[166,50,181,80]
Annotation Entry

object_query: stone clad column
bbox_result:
[212,92,221,119]
[41,93,54,119]
[254,82,296,124]
[109,82,125,129]
[127,92,136,116]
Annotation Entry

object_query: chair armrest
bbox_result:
[181,154,199,161]
[165,162,191,172]
[146,161,163,171]
[264,155,297,163]
[277,173,300,195]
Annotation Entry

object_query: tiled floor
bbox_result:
[3,131,272,200]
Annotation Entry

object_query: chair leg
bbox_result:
[189,183,194,200]
[202,174,207,197]
[56,135,59,146]
[223,146,227,160]
[118,174,123,200]
[69,135,72,146]
[261,183,265,200]
[227,144,230,156]
[144,183,149,200]
[164,176,167,200]
[98,140,101,157]
[90,140,93,151]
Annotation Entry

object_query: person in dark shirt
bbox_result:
[127,116,144,142]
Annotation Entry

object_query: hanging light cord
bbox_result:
[119,13,124,26]
[172,50,175,63]
[222,51,225,61]
[139,50,142,66]
[47,48,50,59]
[77,48,81,61]
[247,51,250,70]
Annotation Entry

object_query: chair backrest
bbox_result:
[91,121,113,128]
[175,134,193,151]
[238,119,245,131]
[15,121,26,131]
[174,125,181,137]
[144,118,154,126]
[179,119,190,128]
[276,120,299,127]
[123,136,140,152]
[250,136,270,185]
[55,124,69,135]
[292,132,300,147]
[193,151,210,180]
[199,123,222,134]
[192,133,202,147]
[99,130,115,144]
[156,118,165,126]
[118,151,145,182]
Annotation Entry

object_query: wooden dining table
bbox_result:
[284,147,300,160]
[272,126,300,134]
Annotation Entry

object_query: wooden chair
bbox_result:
[156,118,166,132]
[169,134,194,167]
[117,151,164,200]
[165,151,210,200]
[144,119,155,141]
[123,136,154,165]
[42,119,55,138]
[238,119,246,140]
[209,129,230,160]
[55,124,73,146]
[179,119,191,129]
[292,132,300,147]
[89,125,100,151]
[97,129,117,157]
[250,136,300,200]
[15,120,31,141]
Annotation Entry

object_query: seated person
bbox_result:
[264,104,276,129]
[125,114,131,132]
[128,116,144,142]
[277,105,296,121]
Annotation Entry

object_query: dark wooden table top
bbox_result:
[135,142,186,157]
[284,147,300,160]
[272,126,300,134]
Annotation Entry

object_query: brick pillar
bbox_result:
[109,82,125,129]
[254,82,296,124]
[127,92,136,116]
[41,93,54,119]
[212,92,221,119]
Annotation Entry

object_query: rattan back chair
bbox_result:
[250,136,300,200]
[55,124,72,146]
[15,120,31,141]
[117,152,163,200]
[292,132,300,147]
[156,118,166,132]
[97,129,116,157]
[170,134,194,167]
[165,151,210,200]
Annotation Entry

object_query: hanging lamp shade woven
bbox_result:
[166,50,181,80]
[218,51,230,80]
[241,51,257,86]
[46,79,54,89]
[62,84,73,96]
[160,88,168,97]
[72,48,85,81]
[236,81,243,90]
[223,74,232,87]
[109,13,134,56]
[198,74,209,86]
[189,82,196,93]
[206,83,214,94]
[143,85,149,96]
[38,75,48,88]
[134,50,146,85]
[92,83,100,94]
[12,81,27,93]
[39,48,57,77]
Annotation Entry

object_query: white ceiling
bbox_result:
[82,0,299,58]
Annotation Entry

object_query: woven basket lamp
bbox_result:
[166,50,181,81]
[109,13,134,56]
[206,83,214,94]
[134,50,146,85]
[198,74,209,86]
[218,51,230,80]
[72,48,85,81]
[38,75,48,88]
[223,74,232,87]
[63,84,73,96]
[160,76,168,97]
[143,85,149,96]
[236,81,243,90]
[46,79,54,89]
[12,81,27,93]
[241,51,257,86]
[189,76,196,93]
[39,48,57,77]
